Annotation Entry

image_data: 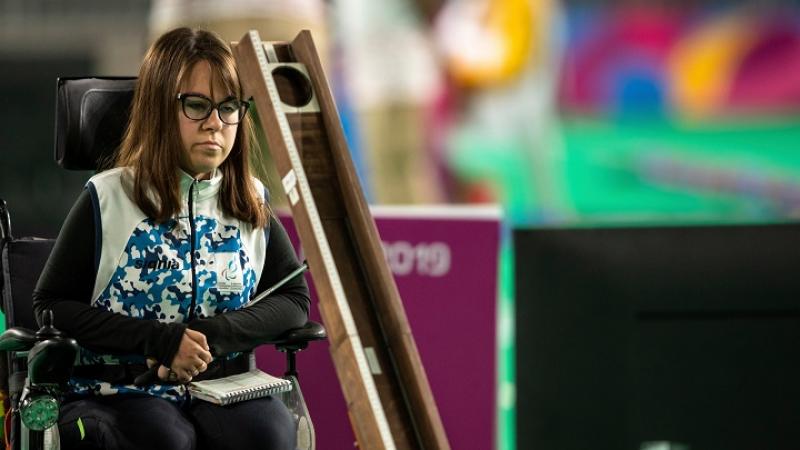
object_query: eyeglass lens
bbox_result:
[182,95,245,124]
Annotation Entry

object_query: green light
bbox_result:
[20,394,59,431]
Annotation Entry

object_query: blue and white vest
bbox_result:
[73,167,268,402]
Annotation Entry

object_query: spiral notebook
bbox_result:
[188,369,292,405]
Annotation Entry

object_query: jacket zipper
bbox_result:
[188,179,198,320]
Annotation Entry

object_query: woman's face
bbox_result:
[177,60,238,180]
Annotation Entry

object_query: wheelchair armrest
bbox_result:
[272,321,326,353]
[0,315,79,387]
[0,327,38,352]
[27,336,79,386]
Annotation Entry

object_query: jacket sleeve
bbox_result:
[187,214,311,356]
[32,189,187,367]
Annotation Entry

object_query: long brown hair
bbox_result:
[116,27,268,228]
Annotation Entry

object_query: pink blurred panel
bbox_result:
[257,208,502,450]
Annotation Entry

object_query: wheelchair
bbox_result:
[0,77,326,450]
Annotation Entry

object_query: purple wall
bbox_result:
[256,206,501,450]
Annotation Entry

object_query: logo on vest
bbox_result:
[214,252,244,294]
[134,257,181,271]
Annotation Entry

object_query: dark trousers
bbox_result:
[57,394,296,450]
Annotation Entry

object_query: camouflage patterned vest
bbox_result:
[71,167,268,402]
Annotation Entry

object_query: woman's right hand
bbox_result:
[165,328,213,383]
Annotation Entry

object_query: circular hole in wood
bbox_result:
[271,66,313,108]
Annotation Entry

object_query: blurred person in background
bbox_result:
[330,0,445,203]
[433,0,573,222]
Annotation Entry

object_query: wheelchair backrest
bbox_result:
[55,77,135,171]
[1,77,135,332]
[1,238,55,331]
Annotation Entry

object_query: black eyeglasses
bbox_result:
[176,93,249,125]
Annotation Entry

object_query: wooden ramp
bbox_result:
[233,30,450,450]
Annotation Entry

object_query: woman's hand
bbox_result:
[154,329,213,383]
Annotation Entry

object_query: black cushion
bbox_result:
[55,77,135,171]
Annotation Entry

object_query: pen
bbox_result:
[244,261,309,308]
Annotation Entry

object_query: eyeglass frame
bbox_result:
[176,93,250,125]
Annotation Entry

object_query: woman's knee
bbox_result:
[122,397,196,450]
[251,397,296,449]
[191,397,296,450]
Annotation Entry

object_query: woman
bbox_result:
[32,28,309,450]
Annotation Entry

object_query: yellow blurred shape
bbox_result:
[444,0,538,87]
[668,12,758,118]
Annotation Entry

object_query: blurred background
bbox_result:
[2,0,800,448]
[5,0,800,236]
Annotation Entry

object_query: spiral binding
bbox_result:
[224,381,291,404]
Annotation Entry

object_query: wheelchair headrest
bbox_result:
[55,77,136,171]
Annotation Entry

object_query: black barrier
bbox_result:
[515,223,800,450]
